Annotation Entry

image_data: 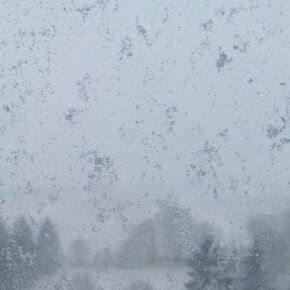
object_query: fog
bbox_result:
[0,0,290,289]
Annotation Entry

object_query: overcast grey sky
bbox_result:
[0,0,290,246]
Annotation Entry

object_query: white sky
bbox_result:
[0,0,290,247]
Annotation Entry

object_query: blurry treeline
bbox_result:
[117,205,290,289]
[1,205,290,289]
[67,202,290,289]
[68,202,211,269]
[184,211,290,290]
[0,216,62,289]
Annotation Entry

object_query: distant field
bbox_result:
[35,265,189,290]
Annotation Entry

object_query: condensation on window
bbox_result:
[0,1,289,289]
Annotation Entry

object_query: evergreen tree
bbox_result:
[0,218,12,288]
[36,217,62,276]
[10,216,37,289]
[241,238,273,290]
[185,234,234,290]
[248,214,282,276]
[185,234,217,290]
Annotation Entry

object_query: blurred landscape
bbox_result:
[1,0,290,289]
[1,201,290,289]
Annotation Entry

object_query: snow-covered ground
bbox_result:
[95,266,188,290]
[35,265,189,290]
